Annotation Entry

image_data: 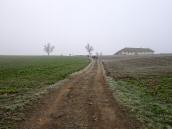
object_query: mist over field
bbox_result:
[0,1,172,128]
[0,0,172,55]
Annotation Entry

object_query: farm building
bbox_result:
[115,47,154,55]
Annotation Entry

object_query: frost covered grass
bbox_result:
[0,56,89,129]
[103,55,172,129]
[107,77,172,129]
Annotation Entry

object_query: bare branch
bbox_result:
[85,43,94,57]
[44,43,55,56]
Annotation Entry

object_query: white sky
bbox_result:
[0,0,172,55]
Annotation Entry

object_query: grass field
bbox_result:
[103,54,172,129]
[0,56,89,129]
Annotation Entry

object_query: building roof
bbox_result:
[115,47,154,55]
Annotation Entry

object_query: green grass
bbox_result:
[125,75,172,103]
[0,56,89,129]
[107,76,172,129]
[0,56,89,95]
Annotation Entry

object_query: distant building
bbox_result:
[115,47,154,55]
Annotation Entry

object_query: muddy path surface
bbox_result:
[20,60,140,129]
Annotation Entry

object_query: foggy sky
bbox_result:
[0,0,172,55]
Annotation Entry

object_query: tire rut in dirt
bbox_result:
[20,60,140,129]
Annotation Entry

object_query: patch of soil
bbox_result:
[19,60,140,129]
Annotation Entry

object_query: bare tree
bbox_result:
[44,43,55,56]
[85,43,94,57]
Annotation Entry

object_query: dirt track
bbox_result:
[20,60,140,129]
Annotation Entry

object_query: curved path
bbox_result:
[20,60,139,129]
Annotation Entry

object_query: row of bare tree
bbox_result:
[44,43,94,57]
